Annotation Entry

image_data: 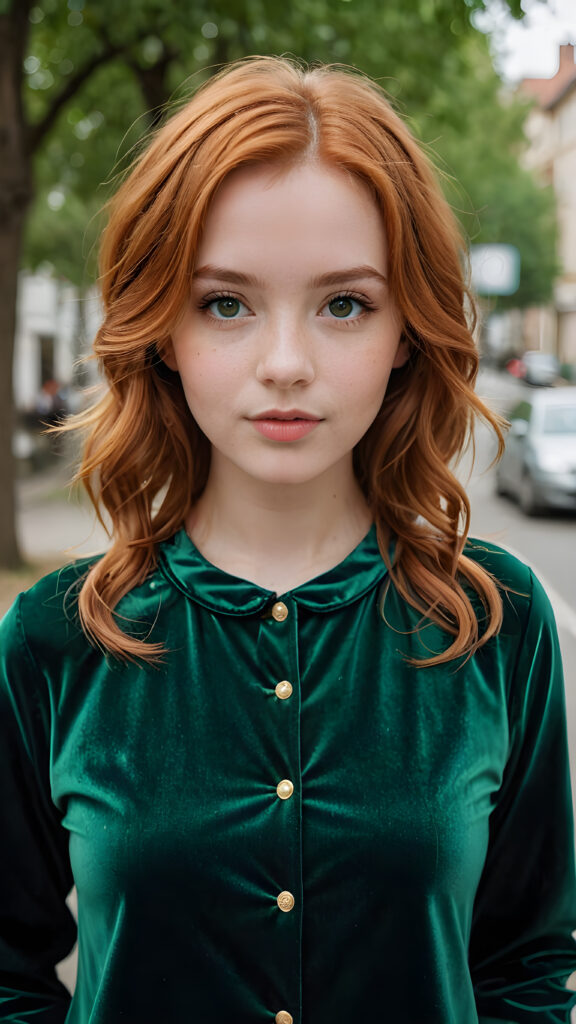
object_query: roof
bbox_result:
[520,43,576,111]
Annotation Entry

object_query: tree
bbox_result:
[0,0,541,567]
[425,29,559,309]
[1,2,35,569]
[0,0,136,567]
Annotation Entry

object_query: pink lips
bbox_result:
[250,410,321,442]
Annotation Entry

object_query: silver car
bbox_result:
[495,387,576,515]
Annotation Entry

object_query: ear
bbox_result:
[160,338,179,372]
[392,336,410,369]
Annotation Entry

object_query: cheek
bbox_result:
[178,352,226,395]
[351,361,397,429]
[345,358,394,404]
[178,352,252,428]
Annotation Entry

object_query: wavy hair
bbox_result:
[67,55,505,664]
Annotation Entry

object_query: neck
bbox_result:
[185,457,374,593]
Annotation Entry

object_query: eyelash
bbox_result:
[197,291,245,314]
[324,291,377,323]
[196,290,378,322]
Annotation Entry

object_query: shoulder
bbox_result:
[463,537,559,677]
[0,560,105,777]
[0,563,90,752]
[0,557,100,673]
[463,536,533,593]
[462,535,553,624]
[0,547,181,670]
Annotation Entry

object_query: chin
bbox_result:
[240,460,334,488]
[254,470,326,487]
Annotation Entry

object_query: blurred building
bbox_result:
[14,271,100,412]
[12,272,102,466]
[520,43,576,366]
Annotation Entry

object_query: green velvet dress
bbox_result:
[0,526,575,1023]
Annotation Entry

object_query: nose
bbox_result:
[256,316,315,388]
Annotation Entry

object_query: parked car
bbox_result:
[518,350,560,387]
[495,388,576,515]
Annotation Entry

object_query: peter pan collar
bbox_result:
[158,525,390,616]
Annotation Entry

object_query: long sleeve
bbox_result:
[0,596,76,1023]
[470,570,576,1023]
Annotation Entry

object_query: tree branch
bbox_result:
[26,41,126,155]
[26,17,158,156]
[127,42,180,128]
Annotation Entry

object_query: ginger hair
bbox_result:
[66,55,505,664]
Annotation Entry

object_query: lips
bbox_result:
[252,409,321,422]
[250,410,322,442]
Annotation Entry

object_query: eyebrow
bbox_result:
[192,264,388,288]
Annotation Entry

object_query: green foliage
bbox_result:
[425,31,559,308]
[23,185,102,287]
[21,0,557,308]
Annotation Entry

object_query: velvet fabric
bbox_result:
[0,526,575,1023]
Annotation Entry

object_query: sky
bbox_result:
[480,0,576,82]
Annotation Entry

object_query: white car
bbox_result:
[495,388,576,515]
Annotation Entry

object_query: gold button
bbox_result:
[277,890,295,912]
[271,601,288,622]
[276,779,294,800]
[276,1013,293,1024]
[275,680,293,699]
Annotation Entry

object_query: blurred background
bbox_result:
[2,0,576,997]
[1,0,576,711]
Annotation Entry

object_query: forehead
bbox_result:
[196,161,387,273]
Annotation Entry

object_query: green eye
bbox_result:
[203,294,251,320]
[214,297,241,318]
[327,296,361,318]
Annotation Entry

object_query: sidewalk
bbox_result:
[0,464,109,615]
[17,463,109,561]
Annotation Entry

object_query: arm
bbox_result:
[0,596,76,1022]
[470,571,576,1023]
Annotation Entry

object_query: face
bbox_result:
[165,161,407,491]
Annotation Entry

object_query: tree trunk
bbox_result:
[0,6,33,568]
[0,4,155,569]
[0,211,28,569]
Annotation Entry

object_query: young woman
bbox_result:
[1,57,575,1024]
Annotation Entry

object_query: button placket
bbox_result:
[259,596,302,1023]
